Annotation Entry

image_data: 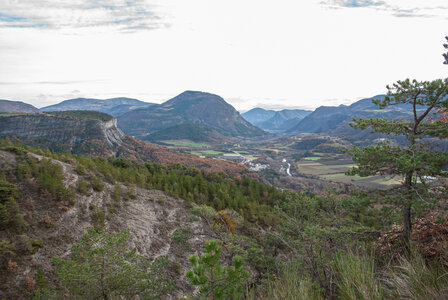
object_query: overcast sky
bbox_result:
[1,0,447,111]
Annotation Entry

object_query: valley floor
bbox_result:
[157,133,403,193]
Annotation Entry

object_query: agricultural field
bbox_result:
[190,150,226,157]
[161,140,210,148]
[156,134,402,191]
[296,154,402,189]
[302,156,322,161]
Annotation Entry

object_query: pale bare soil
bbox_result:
[0,150,212,299]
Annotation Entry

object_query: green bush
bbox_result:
[17,161,32,179]
[3,145,28,155]
[36,158,71,202]
[1,197,28,233]
[15,234,32,254]
[74,164,86,175]
[173,226,193,250]
[12,212,28,233]
[32,268,56,300]
[0,177,20,203]
[112,184,122,202]
[125,183,136,200]
[186,240,249,300]
[0,176,26,234]
[77,178,90,195]
[91,208,105,230]
[53,228,172,299]
[48,110,114,122]
[0,239,15,261]
[66,186,76,205]
[31,240,44,250]
[90,177,104,192]
[0,203,9,229]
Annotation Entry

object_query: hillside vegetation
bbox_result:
[147,123,227,144]
[0,139,447,299]
[1,36,448,300]
[47,110,115,122]
[118,91,265,143]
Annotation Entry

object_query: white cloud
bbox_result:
[322,0,448,18]
[0,0,447,110]
[0,0,169,32]
[323,0,386,8]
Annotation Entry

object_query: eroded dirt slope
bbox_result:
[0,150,212,299]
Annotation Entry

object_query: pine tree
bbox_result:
[347,38,448,249]
[0,204,9,229]
[53,228,172,299]
[186,240,249,300]
[443,36,448,65]
[17,161,32,179]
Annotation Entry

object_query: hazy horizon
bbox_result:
[2,89,387,112]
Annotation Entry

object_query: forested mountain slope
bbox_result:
[118,91,266,142]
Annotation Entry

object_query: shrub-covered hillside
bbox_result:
[0,139,447,299]
[47,110,115,122]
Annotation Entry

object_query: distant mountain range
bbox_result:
[2,93,429,146]
[1,93,266,144]
[242,108,312,132]
[258,109,312,131]
[241,108,276,125]
[288,96,387,134]
[0,100,40,113]
[288,95,429,143]
[118,91,266,143]
[41,97,154,116]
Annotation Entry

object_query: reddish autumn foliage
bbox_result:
[217,210,238,233]
[376,213,448,262]
[44,212,51,228]
[118,137,247,176]
[437,107,448,124]
[7,259,18,271]
[26,276,35,291]
[58,206,70,211]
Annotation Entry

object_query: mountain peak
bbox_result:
[0,99,40,113]
[118,91,265,141]
[163,91,225,107]
[180,90,211,96]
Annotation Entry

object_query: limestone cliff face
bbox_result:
[0,115,124,153]
[0,114,248,176]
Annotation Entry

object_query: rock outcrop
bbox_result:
[0,114,124,154]
[0,112,248,176]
